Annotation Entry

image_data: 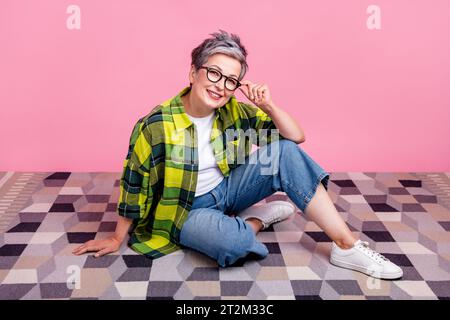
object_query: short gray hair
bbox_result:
[191,30,248,80]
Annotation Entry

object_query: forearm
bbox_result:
[113,216,133,243]
[265,102,305,144]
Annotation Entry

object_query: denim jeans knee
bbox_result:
[276,139,330,212]
[216,217,269,267]
[179,208,269,267]
[278,138,299,150]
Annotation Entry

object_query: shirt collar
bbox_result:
[170,86,192,131]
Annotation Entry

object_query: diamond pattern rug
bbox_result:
[0,171,449,300]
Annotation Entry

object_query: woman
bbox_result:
[74,30,403,280]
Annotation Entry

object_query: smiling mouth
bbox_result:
[207,89,222,100]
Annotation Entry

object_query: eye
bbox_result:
[228,78,238,86]
[209,69,221,78]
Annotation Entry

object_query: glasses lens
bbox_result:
[225,78,239,91]
[207,69,221,82]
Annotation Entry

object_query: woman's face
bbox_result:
[189,53,242,110]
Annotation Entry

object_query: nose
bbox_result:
[214,77,225,92]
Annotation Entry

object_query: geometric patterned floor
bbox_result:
[1,171,450,300]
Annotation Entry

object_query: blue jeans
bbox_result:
[179,139,330,267]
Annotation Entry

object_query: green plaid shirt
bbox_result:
[117,86,284,259]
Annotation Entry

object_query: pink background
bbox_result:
[1,0,449,172]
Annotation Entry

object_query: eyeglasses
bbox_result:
[199,66,241,91]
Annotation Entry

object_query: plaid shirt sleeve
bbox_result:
[238,102,285,146]
[117,118,153,220]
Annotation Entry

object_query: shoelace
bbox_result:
[355,241,390,263]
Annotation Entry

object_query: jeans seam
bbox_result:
[210,188,222,211]
[282,179,307,211]
[303,171,329,209]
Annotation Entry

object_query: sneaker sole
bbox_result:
[330,256,403,280]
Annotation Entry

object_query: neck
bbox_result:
[182,91,214,118]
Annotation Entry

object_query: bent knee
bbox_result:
[278,139,299,151]
[216,231,258,267]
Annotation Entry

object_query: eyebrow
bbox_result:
[209,65,239,79]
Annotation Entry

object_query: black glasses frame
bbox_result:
[199,66,242,91]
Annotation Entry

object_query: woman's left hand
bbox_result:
[238,80,274,113]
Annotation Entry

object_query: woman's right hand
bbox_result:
[72,235,122,258]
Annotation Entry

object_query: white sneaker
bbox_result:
[330,240,403,280]
[237,201,296,230]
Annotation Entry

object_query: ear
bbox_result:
[188,65,196,85]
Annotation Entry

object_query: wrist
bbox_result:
[112,233,125,244]
[263,101,277,115]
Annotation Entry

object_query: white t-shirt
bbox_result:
[187,112,224,197]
